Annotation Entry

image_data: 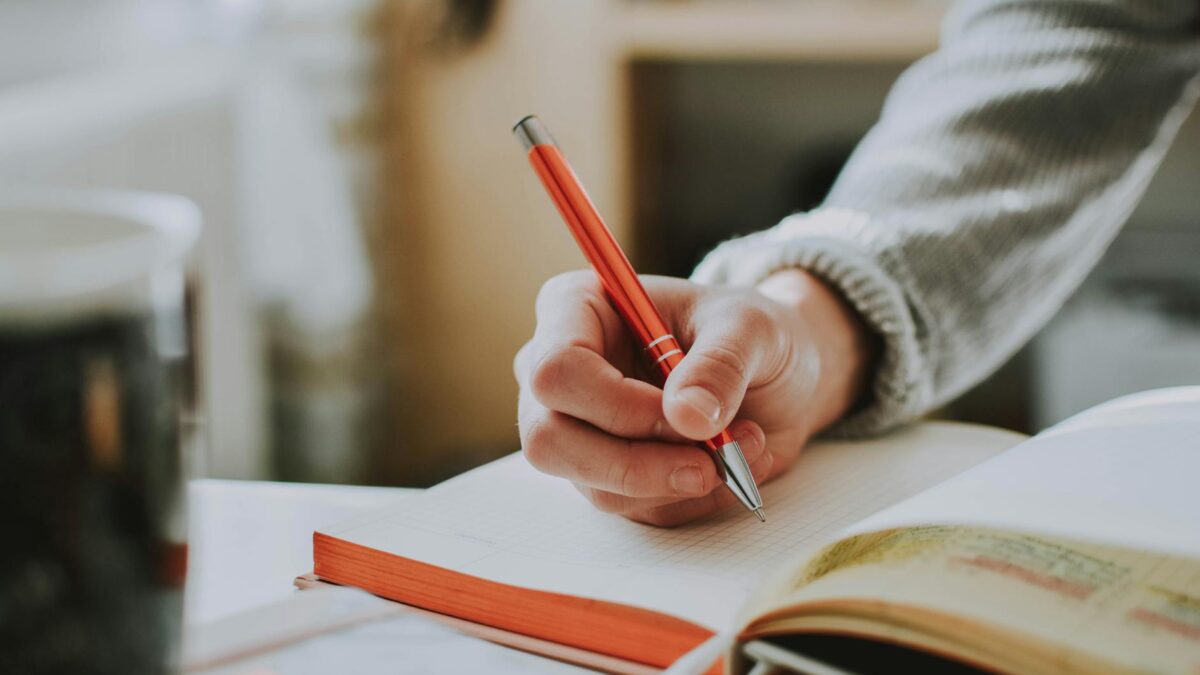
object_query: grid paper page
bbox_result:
[324,422,1022,629]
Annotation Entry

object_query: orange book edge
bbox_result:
[313,531,720,672]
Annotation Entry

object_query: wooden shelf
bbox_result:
[618,0,946,62]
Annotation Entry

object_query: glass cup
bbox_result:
[0,188,199,674]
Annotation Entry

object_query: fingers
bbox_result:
[575,420,777,526]
[663,304,785,441]
[515,271,804,526]
[530,271,624,356]
[526,343,671,440]
[519,388,722,499]
[518,271,687,441]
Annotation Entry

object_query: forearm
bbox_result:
[694,0,1200,434]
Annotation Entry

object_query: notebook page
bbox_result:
[320,422,1022,630]
[846,387,1200,559]
[771,526,1200,673]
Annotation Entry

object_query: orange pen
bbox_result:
[514,115,765,522]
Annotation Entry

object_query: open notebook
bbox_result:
[313,388,1200,673]
[313,422,1019,667]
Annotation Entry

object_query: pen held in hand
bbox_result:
[513,114,765,522]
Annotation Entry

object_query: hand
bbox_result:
[514,268,875,526]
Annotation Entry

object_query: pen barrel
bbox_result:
[644,335,684,380]
[518,120,736,458]
[525,144,671,349]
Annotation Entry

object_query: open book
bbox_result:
[312,388,1200,674]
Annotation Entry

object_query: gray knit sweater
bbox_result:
[692,0,1200,435]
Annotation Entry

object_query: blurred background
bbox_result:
[4,0,1197,488]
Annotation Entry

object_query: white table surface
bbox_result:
[183,479,586,673]
[185,479,411,625]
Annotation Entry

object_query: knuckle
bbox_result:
[521,416,559,469]
[528,346,572,403]
[537,271,594,307]
[603,392,641,437]
[691,344,749,391]
[584,488,626,514]
[609,450,640,496]
[631,507,683,528]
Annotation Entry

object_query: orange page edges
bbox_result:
[313,531,717,671]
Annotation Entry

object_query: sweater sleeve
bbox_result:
[691,0,1200,436]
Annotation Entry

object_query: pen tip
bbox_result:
[753,508,766,523]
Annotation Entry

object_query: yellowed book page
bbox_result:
[319,422,1022,631]
[749,526,1200,674]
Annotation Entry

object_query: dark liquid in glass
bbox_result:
[0,311,185,674]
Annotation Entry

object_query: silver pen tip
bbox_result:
[753,508,766,523]
[713,440,765,514]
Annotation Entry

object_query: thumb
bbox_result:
[662,308,774,440]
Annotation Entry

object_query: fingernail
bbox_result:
[750,445,774,480]
[670,464,706,496]
[744,432,772,475]
[677,386,722,423]
[732,428,772,477]
[734,427,762,459]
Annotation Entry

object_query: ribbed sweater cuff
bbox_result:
[690,208,928,437]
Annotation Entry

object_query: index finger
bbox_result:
[521,274,677,439]
[526,343,671,440]
[531,272,626,353]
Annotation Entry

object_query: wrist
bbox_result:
[756,268,878,432]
